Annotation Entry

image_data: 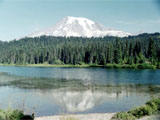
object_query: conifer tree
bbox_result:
[114,39,122,64]
[148,37,157,64]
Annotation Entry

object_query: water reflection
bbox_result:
[36,84,160,112]
[0,70,160,115]
[42,89,119,112]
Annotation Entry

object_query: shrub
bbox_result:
[128,105,153,118]
[104,64,138,69]
[6,109,24,120]
[138,63,156,69]
[53,59,63,64]
[157,62,160,69]
[0,109,24,120]
[147,98,160,111]
[78,62,85,65]
[104,64,114,68]
[111,112,136,120]
[146,101,158,112]
[121,64,137,69]
[0,110,6,120]
[112,98,160,120]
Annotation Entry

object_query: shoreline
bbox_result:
[35,113,116,120]
[35,113,160,120]
[0,63,158,69]
[0,64,98,68]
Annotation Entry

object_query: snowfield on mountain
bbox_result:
[29,16,132,38]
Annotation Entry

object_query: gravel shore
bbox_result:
[35,113,160,120]
[35,113,116,120]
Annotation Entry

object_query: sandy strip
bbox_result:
[35,113,116,120]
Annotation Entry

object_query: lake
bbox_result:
[0,66,159,117]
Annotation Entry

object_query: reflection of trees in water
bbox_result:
[0,73,159,95]
[0,72,160,98]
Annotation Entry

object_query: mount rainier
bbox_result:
[29,16,132,38]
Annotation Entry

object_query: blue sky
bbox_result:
[0,0,160,41]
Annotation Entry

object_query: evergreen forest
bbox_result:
[0,33,160,68]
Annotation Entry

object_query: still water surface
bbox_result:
[0,66,159,116]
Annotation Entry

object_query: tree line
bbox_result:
[0,33,160,66]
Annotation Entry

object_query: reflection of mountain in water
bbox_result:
[0,72,160,113]
[42,89,121,112]
[36,86,160,112]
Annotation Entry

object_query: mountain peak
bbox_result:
[64,16,95,25]
[29,16,132,38]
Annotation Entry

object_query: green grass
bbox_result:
[0,63,103,68]
[0,63,91,68]
[137,63,156,69]
[104,63,157,69]
[0,63,158,69]
[111,98,160,120]
[104,64,138,69]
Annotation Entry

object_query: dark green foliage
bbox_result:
[128,105,153,118]
[104,64,138,69]
[137,63,156,69]
[148,37,157,64]
[112,112,136,120]
[114,39,122,64]
[6,110,24,120]
[0,109,24,120]
[146,99,160,111]
[146,101,158,112]
[0,33,160,66]
[111,98,160,120]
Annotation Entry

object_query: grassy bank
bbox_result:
[111,98,160,120]
[0,63,158,69]
[104,63,157,69]
[0,63,93,68]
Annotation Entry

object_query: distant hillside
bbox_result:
[0,33,160,67]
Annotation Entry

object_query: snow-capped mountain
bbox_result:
[29,16,132,38]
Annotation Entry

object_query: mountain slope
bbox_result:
[29,16,132,38]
